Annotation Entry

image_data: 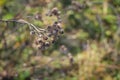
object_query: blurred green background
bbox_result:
[0,0,120,80]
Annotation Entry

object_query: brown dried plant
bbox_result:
[0,7,64,50]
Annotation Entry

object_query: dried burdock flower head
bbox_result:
[0,7,64,50]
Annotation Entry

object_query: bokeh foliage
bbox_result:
[0,0,120,80]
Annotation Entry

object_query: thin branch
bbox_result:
[0,19,46,37]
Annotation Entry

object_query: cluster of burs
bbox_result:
[30,8,64,50]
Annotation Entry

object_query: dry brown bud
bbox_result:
[43,36,48,40]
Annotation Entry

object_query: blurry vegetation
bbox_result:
[0,0,120,80]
